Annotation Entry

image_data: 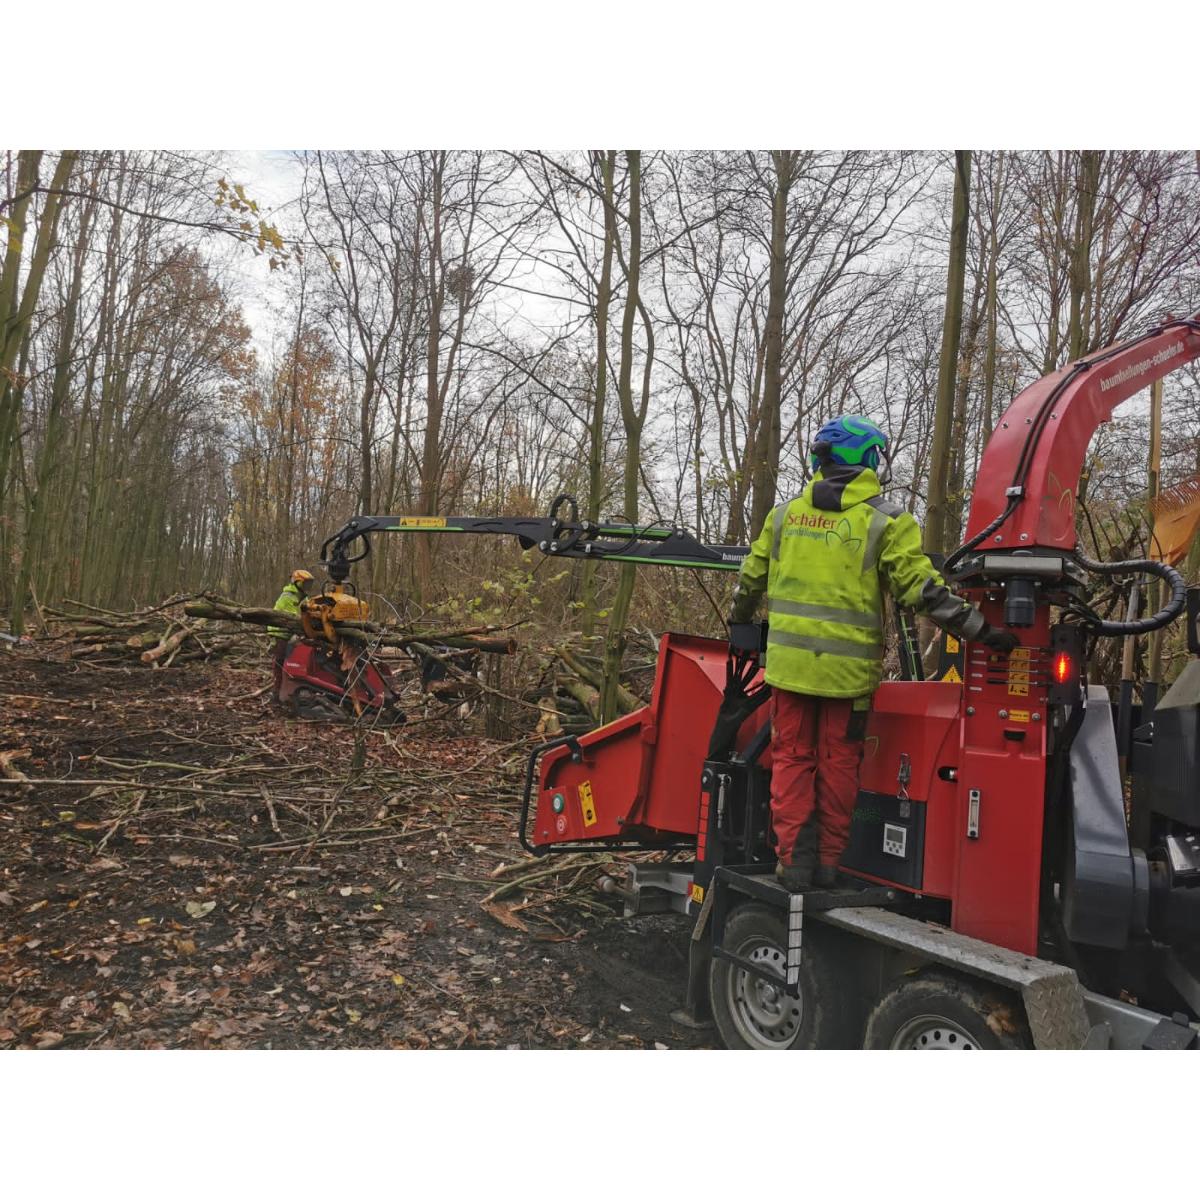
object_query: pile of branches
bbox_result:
[183,595,516,657]
[20,594,520,687]
[531,629,660,735]
[35,597,255,668]
[479,853,627,935]
[478,851,679,938]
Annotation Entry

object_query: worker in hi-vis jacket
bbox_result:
[268,569,314,703]
[729,415,1018,891]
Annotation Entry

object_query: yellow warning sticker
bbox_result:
[578,780,597,827]
[395,516,447,528]
[1008,709,1030,723]
[1007,647,1031,695]
[941,664,963,683]
[691,884,705,904]
[945,636,960,654]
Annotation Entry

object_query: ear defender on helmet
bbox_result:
[809,415,888,472]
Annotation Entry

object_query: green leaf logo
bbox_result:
[826,518,862,552]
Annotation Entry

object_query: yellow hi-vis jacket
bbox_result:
[267,581,304,641]
[730,465,984,699]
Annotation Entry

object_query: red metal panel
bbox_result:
[531,634,767,848]
[281,642,397,710]
[949,605,1050,954]
[857,681,961,898]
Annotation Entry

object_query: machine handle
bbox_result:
[518,734,583,856]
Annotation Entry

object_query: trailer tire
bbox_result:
[709,903,853,1050]
[863,971,1031,1050]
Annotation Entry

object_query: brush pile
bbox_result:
[21,594,518,673]
[35,597,254,668]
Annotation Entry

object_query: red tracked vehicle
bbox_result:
[276,582,407,724]
[321,312,1200,1049]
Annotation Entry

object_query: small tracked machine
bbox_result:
[275,584,407,725]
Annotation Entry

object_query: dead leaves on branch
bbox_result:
[213,177,294,270]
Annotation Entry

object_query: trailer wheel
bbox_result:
[709,904,851,1050]
[863,971,1031,1050]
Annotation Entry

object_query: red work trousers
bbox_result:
[270,637,292,699]
[769,690,865,868]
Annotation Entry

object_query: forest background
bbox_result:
[2,149,1198,711]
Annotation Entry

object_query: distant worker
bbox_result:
[729,415,1018,891]
[268,569,315,703]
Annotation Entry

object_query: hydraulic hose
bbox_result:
[943,497,1019,574]
[1073,551,1186,635]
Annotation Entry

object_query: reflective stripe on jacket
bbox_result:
[267,582,304,641]
[730,465,979,698]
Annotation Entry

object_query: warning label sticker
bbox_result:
[1007,646,1031,696]
[393,516,447,528]
[1008,709,1030,723]
[578,780,597,827]
[942,664,963,683]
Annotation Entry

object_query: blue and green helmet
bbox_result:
[810,414,888,472]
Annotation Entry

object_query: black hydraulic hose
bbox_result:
[1073,551,1186,635]
[943,496,1020,574]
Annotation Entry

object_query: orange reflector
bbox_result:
[1053,652,1072,684]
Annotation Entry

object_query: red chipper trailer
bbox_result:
[321,312,1200,1049]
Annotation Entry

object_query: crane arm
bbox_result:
[320,494,748,582]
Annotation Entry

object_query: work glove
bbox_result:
[728,622,762,655]
[978,625,1019,655]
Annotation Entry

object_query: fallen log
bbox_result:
[0,749,31,789]
[68,643,103,658]
[183,597,516,655]
[555,645,638,715]
[141,619,207,665]
[559,677,599,722]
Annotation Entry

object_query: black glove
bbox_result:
[728,622,763,655]
[979,625,1019,655]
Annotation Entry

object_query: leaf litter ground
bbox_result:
[0,651,714,1049]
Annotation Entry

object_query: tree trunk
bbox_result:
[0,152,77,503]
[749,151,795,539]
[945,252,986,545]
[924,150,971,558]
[580,151,616,640]
[600,151,643,724]
[415,153,447,601]
[981,151,1005,435]
[10,186,93,632]
[1067,150,1103,361]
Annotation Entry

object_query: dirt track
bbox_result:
[0,649,714,1049]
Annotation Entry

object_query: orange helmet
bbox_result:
[291,569,315,586]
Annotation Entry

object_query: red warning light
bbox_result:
[1053,652,1072,684]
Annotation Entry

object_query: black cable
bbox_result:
[1072,551,1186,635]
[944,497,1019,574]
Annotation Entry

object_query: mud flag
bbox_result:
[1148,473,1200,565]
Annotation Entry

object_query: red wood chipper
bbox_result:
[321,312,1200,1049]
